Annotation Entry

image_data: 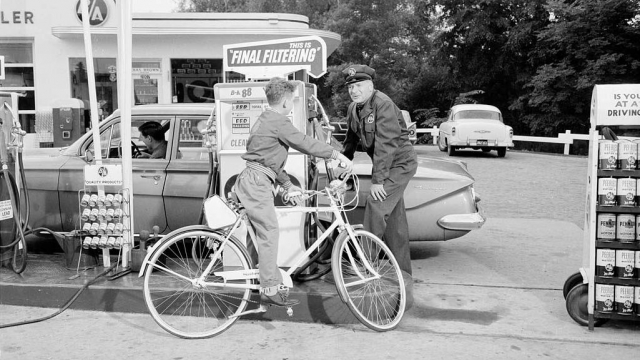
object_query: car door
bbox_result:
[163,115,211,231]
[58,116,171,233]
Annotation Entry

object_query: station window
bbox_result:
[170,59,245,103]
[0,42,36,132]
[69,57,118,121]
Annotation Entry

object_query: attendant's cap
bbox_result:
[343,65,376,85]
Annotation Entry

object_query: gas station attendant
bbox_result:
[234,78,353,307]
[341,65,418,305]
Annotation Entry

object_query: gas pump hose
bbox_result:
[0,131,28,273]
[0,166,27,273]
[292,117,338,282]
[0,262,118,329]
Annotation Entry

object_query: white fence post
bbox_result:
[564,130,571,155]
[432,126,438,144]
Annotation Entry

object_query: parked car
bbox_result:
[401,110,417,144]
[329,121,348,143]
[438,104,513,157]
[22,103,484,241]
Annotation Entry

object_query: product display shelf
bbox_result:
[564,84,640,330]
[76,188,131,251]
[587,127,640,329]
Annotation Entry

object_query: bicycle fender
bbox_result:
[137,225,218,278]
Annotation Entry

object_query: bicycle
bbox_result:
[138,169,407,339]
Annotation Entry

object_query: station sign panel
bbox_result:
[591,84,640,127]
[84,164,123,186]
[223,36,327,79]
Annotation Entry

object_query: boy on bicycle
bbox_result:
[235,77,353,307]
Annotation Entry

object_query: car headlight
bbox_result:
[452,127,456,136]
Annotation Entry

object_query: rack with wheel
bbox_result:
[564,84,640,329]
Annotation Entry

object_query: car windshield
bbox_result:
[454,110,502,122]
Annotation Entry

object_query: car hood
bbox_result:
[320,152,475,209]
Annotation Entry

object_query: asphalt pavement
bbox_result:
[1,146,639,360]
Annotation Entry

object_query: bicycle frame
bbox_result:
[188,185,382,292]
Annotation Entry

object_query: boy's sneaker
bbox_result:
[260,285,300,307]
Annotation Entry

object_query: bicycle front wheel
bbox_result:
[143,228,253,339]
[331,229,406,331]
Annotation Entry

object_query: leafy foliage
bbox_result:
[177,0,640,135]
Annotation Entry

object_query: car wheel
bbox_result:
[437,133,447,152]
[447,144,456,156]
[497,147,507,157]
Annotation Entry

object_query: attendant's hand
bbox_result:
[370,184,387,201]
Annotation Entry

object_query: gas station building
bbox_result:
[0,0,340,143]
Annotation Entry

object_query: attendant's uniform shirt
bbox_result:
[241,109,339,189]
[342,90,413,185]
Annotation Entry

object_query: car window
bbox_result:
[454,110,502,122]
[176,117,209,161]
[87,123,119,159]
[86,118,170,159]
[132,119,171,159]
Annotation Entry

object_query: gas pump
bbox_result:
[0,91,28,273]
[214,81,318,266]
[52,98,86,147]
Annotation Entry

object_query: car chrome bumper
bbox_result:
[437,208,486,231]
[449,140,513,147]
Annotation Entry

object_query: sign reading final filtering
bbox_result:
[224,36,327,78]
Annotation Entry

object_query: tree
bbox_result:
[515,0,640,135]
[415,0,550,135]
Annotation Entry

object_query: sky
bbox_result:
[133,0,177,13]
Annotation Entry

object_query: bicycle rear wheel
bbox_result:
[143,228,253,339]
[331,229,406,331]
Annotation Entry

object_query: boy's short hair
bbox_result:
[264,78,296,105]
[138,121,165,142]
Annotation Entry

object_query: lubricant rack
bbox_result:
[564,84,640,330]
[77,189,130,251]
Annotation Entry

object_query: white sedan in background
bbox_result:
[438,104,514,157]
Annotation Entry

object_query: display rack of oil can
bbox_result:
[77,189,131,252]
[564,84,640,330]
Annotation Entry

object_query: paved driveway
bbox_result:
[416,146,588,228]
